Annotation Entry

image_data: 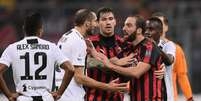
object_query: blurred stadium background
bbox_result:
[0,0,201,100]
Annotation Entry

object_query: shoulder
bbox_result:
[175,44,185,54]
[7,39,24,49]
[165,41,175,47]
[38,38,55,46]
[58,30,80,44]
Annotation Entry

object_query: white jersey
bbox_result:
[0,36,68,97]
[57,29,87,101]
[158,39,176,101]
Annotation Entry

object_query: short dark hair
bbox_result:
[97,7,114,21]
[147,17,163,33]
[133,15,146,34]
[24,12,43,36]
[74,9,94,26]
[152,12,168,26]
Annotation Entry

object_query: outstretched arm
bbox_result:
[105,61,151,79]
[74,66,127,92]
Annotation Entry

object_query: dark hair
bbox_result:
[74,9,94,26]
[152,12,168,26]
[147,17,163,33]
[97,7,114,21]
[133,15,146,34]
[24,12,43,36]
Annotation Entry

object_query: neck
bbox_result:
[75,26,86,37]
[25,33,40,37]
[161,32,166,38]
[100,31,114,37]
[132,34,144,46]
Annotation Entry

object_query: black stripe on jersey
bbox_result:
[102,73,111,100]
[130,80,138,101]
[94,68,102,100]
[27,39,38,44]
[64,30,72,35]
[149,70,153,100]
[140,76,145,101]
[52,64,56,91]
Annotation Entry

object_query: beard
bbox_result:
[86,27,99,36]
[124,31,137,43]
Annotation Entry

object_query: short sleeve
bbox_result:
[164,41,176,58]
[57,36,86,66]
[0,45,12,67]
[53,44,69,66]
[70,42,86,66]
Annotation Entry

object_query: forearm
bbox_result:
[74,74,109,90]
[87,57,104,68]
[57,61,74,95]
[177,73,193,99]
[110,57,121,66]
[0,73,12,98]
[108,63,139,78]
[57,69,74,95]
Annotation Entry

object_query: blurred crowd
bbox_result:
[0,0,201,93]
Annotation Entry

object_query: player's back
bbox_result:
[6,36,60,96]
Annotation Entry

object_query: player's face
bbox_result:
[86,13,97,35]
[145,21,160,42]
[123,17,137,38]
[98,12,116,36]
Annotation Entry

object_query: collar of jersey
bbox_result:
[24,36,39,40]
[72,28,84,40]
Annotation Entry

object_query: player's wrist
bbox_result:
[8,97,15,101]
[56,90,63,96]
[8,93,19,101]
[51,91,62,100]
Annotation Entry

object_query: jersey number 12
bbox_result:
[20,52,47,80]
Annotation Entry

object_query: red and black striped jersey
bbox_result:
[117,38,167,101]
[85,34,125,101]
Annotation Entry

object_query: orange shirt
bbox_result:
[173,44,193,101]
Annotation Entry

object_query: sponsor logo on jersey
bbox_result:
[22,84,46,91]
